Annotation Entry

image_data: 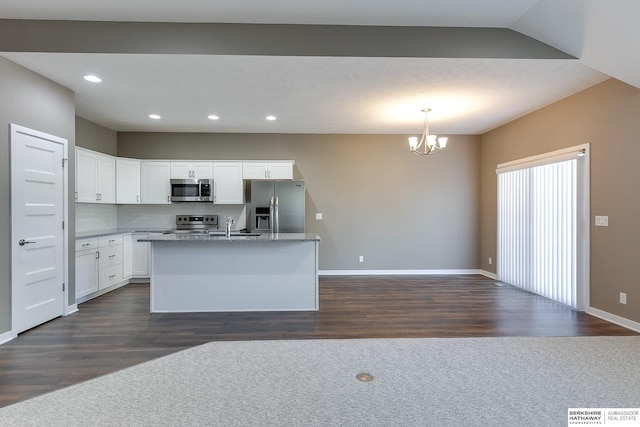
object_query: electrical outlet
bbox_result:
[315,213,323,220]
[359,255,364,263]
[620,292,627,305]
[488,257,492,265]
[595,216,609,226]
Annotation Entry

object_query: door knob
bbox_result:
[19,239,36,246]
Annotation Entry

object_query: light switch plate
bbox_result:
[315,213,323,220]
[620,292,627,305]
[595,216,609,226]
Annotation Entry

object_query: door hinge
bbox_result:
[62,283,65,292]
[62,158,68,168]
[62,221,65,230]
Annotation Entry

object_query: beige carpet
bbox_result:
[1,336,639,426]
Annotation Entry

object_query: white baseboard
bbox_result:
[586,307,640,333]
[66,304,78,315]
[0,330,15,345]
[479,270,498,280]
[319,269,484,276]
[75,280,131,305]
[1,304,79,346]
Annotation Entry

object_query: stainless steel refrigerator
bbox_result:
[246,180,305,233]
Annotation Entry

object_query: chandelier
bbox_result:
[408,108,448,155]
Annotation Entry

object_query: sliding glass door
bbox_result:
[497,145,589,310]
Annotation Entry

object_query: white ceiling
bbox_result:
[1,0,637,135]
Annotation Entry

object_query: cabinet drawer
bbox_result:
[76,237,98,252]
[99,234,122,248]
[99,264,123,290]
[99,244,122,269]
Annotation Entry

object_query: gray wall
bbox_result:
[76,117,117,155]
[0,57,76,335]
[118,133,481,271]
[480,78,640,324]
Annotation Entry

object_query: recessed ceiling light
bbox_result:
[208,115,219,120]
[149,114,161,120]
[266,115,277,121]
[83,75,102,83]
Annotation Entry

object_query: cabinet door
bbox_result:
[99,265,123,290]
[96,154,116,203]
[243,162,268,179]
[267,162,293,180]
[122,234,133,279]
[213,162,244,204]
[171,162,213,179]
[170,162,193,179]
[141,161,171,204]
[192,162,213,179]
[243,162,293,179]
[98,243,122,269]
[75,249,98,299]
[116,158,141,204]
[76,148,98,202]
[132,234,151,278]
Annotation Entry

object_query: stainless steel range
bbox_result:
[165,214,219,234]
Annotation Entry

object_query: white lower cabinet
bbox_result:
[132,233,151,278]
[76,234,129,302]
[99,264,123,290]
[123,234,133,279]
[75,238,99,299]
[98,235,123,290]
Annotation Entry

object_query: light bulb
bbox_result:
[427,135,437,148]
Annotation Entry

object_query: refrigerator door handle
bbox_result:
[274,196,279,233]
[269,196,275,232]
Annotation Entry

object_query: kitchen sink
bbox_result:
[208,232,262,237]
[163,229,262,237]
[163,229,210,235]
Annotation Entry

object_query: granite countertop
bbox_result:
[137,232,320,243]
[75,228,169,239]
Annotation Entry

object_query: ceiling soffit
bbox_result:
[0,20,573,59]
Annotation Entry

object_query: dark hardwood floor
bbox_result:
[0,275,635,408]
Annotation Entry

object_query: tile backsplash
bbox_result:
[76,204,118,232]
[76,203,247,232]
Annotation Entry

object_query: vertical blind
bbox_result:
[497,156,580,308]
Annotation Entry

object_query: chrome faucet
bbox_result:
[225,217,235,237]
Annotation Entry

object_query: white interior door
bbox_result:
[11,124,67,334]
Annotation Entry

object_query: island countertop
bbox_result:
[138,232,320,243]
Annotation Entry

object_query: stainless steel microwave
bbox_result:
[170,179,213,202]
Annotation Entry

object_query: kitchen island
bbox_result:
[138,233,320,313]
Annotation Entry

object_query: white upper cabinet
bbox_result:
[242,161,294,180]
[170,161,213,179]
[213,162,244,204]
[75,148,98,203]
[79,149,295,205]
[140,161,171,204]
[116,158,141,204]
[97,155,116,203]
[75,147,116,203]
